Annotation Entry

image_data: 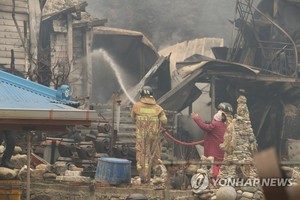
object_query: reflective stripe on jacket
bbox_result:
[131,96,167,137]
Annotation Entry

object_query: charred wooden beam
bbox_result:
[206,71,300,83]
[42,2,88,22]
[10,49,15,74]
[73,18,108,29]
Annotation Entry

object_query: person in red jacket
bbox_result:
[191,110,227,178]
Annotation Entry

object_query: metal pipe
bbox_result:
[110,93,116,156]
[26,132,31,200]
[210,76,216,120]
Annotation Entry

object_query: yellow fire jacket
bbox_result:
[131,96,167,137]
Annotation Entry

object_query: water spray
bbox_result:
[93,49,136,104]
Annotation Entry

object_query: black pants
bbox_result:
[1,130,16,163]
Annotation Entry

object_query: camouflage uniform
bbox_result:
[131,96,167,182]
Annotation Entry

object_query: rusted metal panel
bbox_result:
[159,38,224,86]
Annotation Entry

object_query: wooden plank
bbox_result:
[42,2,87,22]
[0,5,28,13]
[0,18,25,27]
[0,37,23,46]
[28,0,41,73]
[73,43,83,48]
[0,31,25,39]
[0,119,92,126]
[0,0,27,3]
[52,44,67,50]
[0,57,25,65]
[51,53,67,59]
[0,0,28,8]
[0,44,24,51]
[0,63,25,70]
[52,53,67,57]
[53,44,67,49]
[52,38,68,43]
[274,0,278,17]
[0,50,25,59]
[54,46,67,51]
[0,11,28,21]
[73,50,83,57]
[67,14,73,67]
[0,25,25,33]
[0,40,23,47]
[85,29,93,98]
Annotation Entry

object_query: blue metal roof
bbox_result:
[0,70,80,109]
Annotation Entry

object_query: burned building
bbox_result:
[155,0,300,160]
[0,0,169,106]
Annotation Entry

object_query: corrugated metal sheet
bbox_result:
[0,70,97,122]
[93,26,158,53]
[157,60,260,112]
[159,37,224,87]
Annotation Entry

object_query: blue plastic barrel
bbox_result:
[95,157,132,185]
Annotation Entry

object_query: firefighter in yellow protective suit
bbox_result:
[130,86,167,183]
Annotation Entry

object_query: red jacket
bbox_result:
[193,116,227,161]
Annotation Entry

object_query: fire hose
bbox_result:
[162,129,204,146]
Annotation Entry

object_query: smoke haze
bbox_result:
[85,0,236,49]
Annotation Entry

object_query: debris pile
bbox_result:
[0,145,27,180]
[218,95,258,179]
[216,95,263,200]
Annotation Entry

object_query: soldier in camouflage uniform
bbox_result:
[131,86,167,183]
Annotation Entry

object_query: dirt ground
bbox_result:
[28,181,195,200]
